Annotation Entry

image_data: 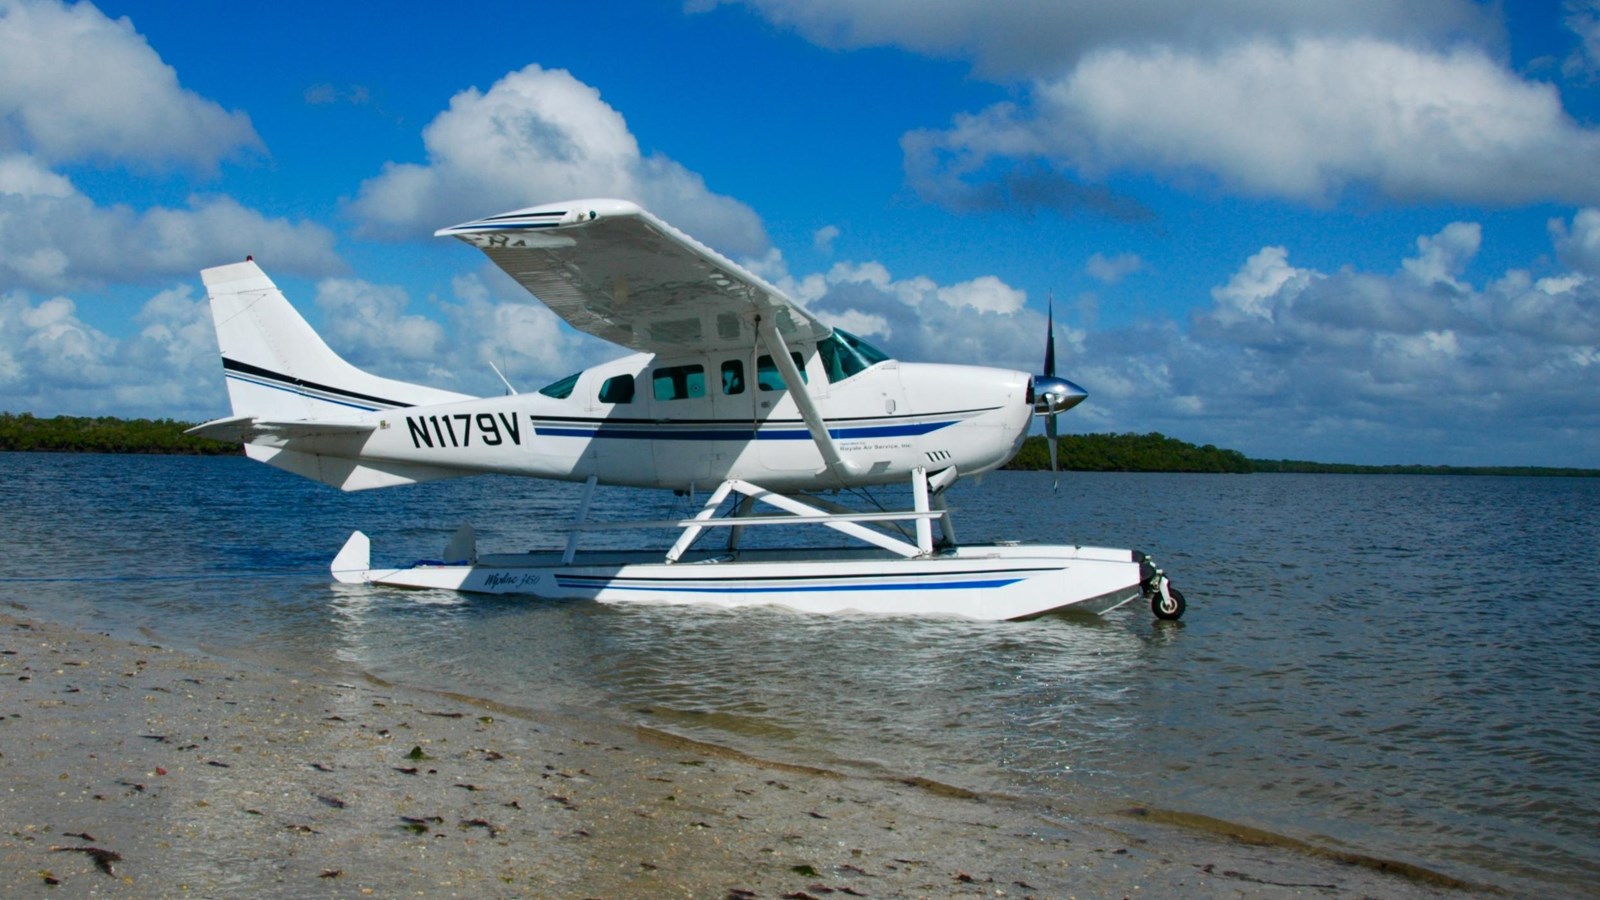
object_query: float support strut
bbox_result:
[562,475,598,565]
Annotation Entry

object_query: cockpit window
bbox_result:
[538,371,580,399]
[818,329,892,383]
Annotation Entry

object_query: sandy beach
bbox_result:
[1,607,1478,898]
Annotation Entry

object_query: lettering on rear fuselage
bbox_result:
[405,413,522,449]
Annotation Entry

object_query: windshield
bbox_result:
[818,329,892,383]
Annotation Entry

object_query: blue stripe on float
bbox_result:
[554,576,1023,594]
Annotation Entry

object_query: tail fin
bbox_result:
[201,260,471,420]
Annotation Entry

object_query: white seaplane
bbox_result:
[189,199,1185,621]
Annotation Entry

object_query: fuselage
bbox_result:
[302,349,1033,492]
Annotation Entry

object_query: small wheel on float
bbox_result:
[1152,584,1186,620]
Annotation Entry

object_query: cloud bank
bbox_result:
[0,284,223,418]
[1067,219,1600,465]
[716,0,1600,211]
[745,212,1600,467]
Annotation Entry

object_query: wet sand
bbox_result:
[1,610,1480,898]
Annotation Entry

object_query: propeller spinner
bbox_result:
[1034,296,1087,481]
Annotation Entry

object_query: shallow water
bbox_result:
[2,452,1597,893]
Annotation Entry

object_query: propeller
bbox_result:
[1033,295,1087,485]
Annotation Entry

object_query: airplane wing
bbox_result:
[435,199,830,355]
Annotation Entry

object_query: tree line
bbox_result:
[0,412,238,455]
[1245,458,1599,477]
[1008,432,1254,473]
[1008,433,1597,476]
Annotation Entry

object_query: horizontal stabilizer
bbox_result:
[185,415,376,443]
[245,444,469,491]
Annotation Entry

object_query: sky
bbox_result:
[3,0,1600,467]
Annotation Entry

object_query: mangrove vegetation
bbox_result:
[0,412,237,455]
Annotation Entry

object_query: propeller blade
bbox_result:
[1046,409,1060,489]
[1036,293,1077,490]
[1044,293,1057,377]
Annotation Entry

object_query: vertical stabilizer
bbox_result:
[201,260,472,420]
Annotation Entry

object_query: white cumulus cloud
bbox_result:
[0,161,343,292]
[313,278,448,372]
[283,267,617,398]
[440,267,613,391]
[755,253,1058,372]
[698,0,1494,79]
[1564,0,1600,76]
[0,0,261,169]
[351,64,768,256]
[813,224,840,253]
[1551,207,1600,274]
[0,3,337,294]
[0,283,225,417]
[1085,252,1142,284]
[911,37,1600,209]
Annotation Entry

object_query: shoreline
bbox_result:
[2,609,1478,897]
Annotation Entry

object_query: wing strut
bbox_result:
[756,317,862,482]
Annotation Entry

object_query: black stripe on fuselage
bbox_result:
[221,358,412,410]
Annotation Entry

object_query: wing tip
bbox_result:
[435,198,643,239]
[200,258,271,289]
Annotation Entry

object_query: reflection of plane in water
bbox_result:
[190,199,1184,621]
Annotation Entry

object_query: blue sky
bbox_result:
[4,0,1600,466]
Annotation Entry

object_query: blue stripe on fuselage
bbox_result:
[531,419,957,441]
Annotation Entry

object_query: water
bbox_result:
[2,452,1597,894]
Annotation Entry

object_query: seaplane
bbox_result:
[188,198,1185,621]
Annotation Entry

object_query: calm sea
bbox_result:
[2,452,1597,894]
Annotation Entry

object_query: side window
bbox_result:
[598,374,634,404]
[720,360,745,395]
[652,364,706,401]
[756,352,807,391]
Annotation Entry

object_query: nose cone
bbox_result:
[1034,375,1088,415]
